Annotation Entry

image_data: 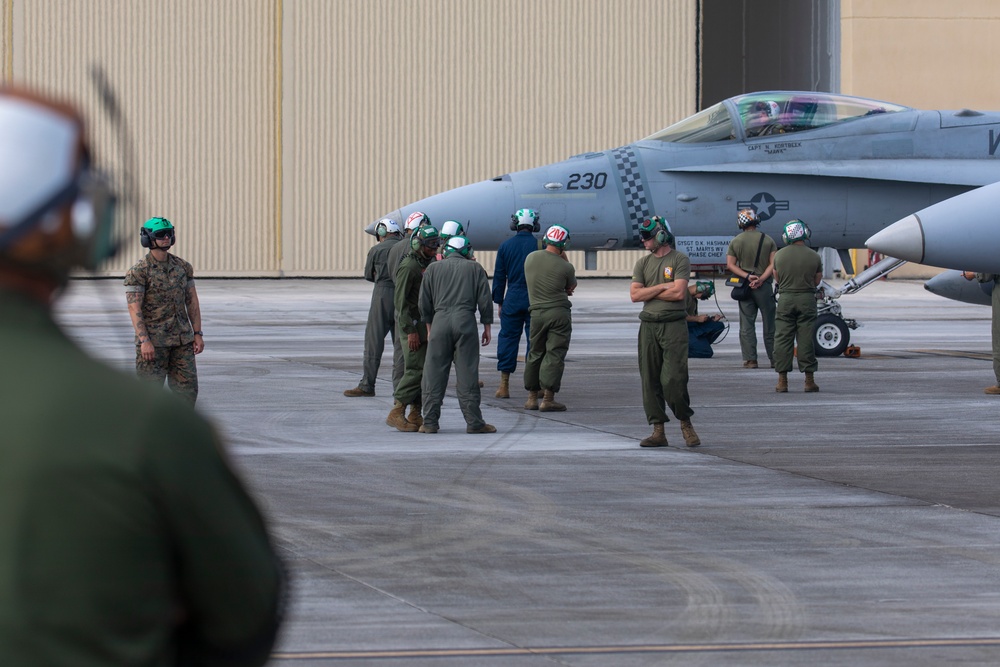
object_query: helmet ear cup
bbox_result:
[509,214,518,232]
[533,219,541,233]
[140,226,152,248]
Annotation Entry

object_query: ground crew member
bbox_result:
[0,86,283,667]
[686,282,725,359]
[388,211,431,408]
[630,216,700,448]
[418,235,496,433]
[773,219,823,392]
[962,270,1000,394]
[437,219,464,260]
[492,208,540,399]
[523,224,576,411]
[726,208,777,369]
[387,224,440,431]
[124,216,204,405]
[345,218,403,397]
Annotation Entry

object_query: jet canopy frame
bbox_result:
[644,91,910,144]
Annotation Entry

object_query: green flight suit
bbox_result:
[0,289,283,667]
[632,249,693,425]
[773,243,823,373]
[394,249,434,406]
[387,235,413,384]
[975,273,1000,384]
[360,235,402,393]
[523,249,577,393]
[418,254,494,429]
[727,229,777,364]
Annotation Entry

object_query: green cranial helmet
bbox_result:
[140,216,175,248]
[440,220,464,240]
[511,208,540,231]
[443,235,473,258]
[410,224,440,251]
[638,215,673,247]
[543,224,570,249]
[782,219,811,244]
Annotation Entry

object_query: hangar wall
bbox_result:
[841,0,1000,278]
[3,0,697,277]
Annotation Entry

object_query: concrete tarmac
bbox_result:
[56,277,1000,666]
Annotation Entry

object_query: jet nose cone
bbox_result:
[372,178,515,250]
[866,214,925,264]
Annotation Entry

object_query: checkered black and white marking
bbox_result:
[611,146,651,238]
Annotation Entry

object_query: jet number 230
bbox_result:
[567,172,608,190]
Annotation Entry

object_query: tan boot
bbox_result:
[776,372,788,393]
[406,403,423,427]
[467,423,497,433]
[639,423,667,448]
[804,372,819,393]
[680,420,700,447]
[386,400,418,432]
[344,385,375,397]
[524,390,539,410]
[495,372,510,399]
[538,389,566,412]
[986,385,1000,395]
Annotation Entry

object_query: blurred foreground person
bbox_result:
[0,87,284,666]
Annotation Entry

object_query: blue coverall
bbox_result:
[492,229,537,373]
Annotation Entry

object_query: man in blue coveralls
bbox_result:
[491,208,539,399]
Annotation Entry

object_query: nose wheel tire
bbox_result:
[814,313,850,357]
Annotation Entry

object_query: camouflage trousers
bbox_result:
[136,342,198,405]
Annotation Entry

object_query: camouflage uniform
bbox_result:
[124,253,199,404]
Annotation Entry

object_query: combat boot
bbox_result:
[386,400,418,432]
[776,372,788,393]
[639,423,667,448]
[418,423,438,433]
[680,420,701,447]
[467,423,497,434]
[524,390,539,410]
[985,385,1000,395]
[538,389,566,412]
[495,372,510,399]
[344,385,374,397]
[804,372,819,393]
[406,403,423,428]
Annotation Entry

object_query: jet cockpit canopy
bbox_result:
[645,91,910,144]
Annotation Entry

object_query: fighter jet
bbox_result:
[924,269,994,307]
[373,90,1000,354]
[867,180,1000,276]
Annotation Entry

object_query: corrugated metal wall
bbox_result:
[7,0,696,277]
[14,0,280,275]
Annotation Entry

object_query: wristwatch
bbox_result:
[193,330,203,336]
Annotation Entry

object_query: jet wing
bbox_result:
[664,160,1000,187]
